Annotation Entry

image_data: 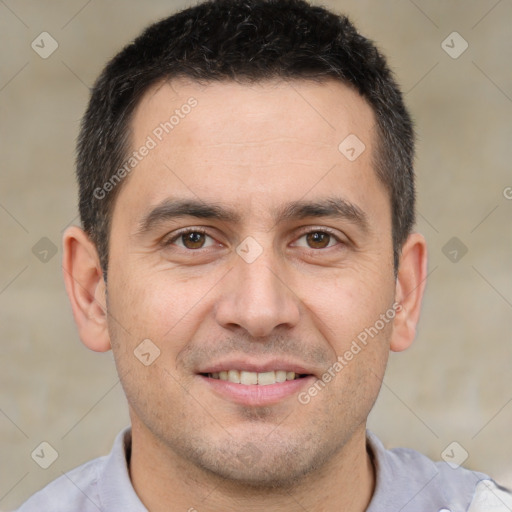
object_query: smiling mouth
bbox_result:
[201,370,310,385]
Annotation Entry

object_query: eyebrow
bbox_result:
[135,196,369,236]
[135,199,241,236]
[274,197,369,232]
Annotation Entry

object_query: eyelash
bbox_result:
[163,227,345,250]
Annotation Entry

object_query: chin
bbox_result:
[186,433,334,490]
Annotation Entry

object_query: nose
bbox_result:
[214,252,301,338]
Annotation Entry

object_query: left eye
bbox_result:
[294,231,339,249]
[170,231,216,250]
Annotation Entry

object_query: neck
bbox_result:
[129,420,375,512]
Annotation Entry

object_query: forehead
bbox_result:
[134,77,375,156]
[114,77,386,228]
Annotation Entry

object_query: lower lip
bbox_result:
[199,375,316,406]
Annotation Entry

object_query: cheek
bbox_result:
[302,266,395,354]
[105,270,199,416]
[106,265,218,363]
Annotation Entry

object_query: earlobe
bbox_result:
[390,232,428,353]
[62,226,111,352]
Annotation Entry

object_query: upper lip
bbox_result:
[197,358,319,377]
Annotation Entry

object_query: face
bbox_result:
[106,78,396,486]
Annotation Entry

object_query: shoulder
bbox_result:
[467,479,512,511]
[366,430,512,512]
[14,427,138,512]
[14,455,106,512]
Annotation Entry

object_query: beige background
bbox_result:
[1,0,511,509]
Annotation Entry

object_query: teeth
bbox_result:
[240,371,258,385]
[275,370,287,383]
[209,370,301,384]
[257,371,275,385]
[228,370,240,383]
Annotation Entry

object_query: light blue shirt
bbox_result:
[14,427,512,511]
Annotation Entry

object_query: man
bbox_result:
[16,0,512,510]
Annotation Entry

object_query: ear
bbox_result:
[62,226,111,352]
[390,232,428,352]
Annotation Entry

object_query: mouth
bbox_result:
[197,363,316,406]
[196,354,320,407]
[200,370,310,385]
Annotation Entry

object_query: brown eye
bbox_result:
[181,231,207,249]
[305,231,332,249]
[291,229,342,251]
[167,230,216,250]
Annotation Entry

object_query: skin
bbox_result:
[63,78,427,512]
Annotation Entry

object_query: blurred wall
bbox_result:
[1,0,511,509]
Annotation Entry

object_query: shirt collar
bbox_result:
[99,426,445,511]
[98,426,148,511]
